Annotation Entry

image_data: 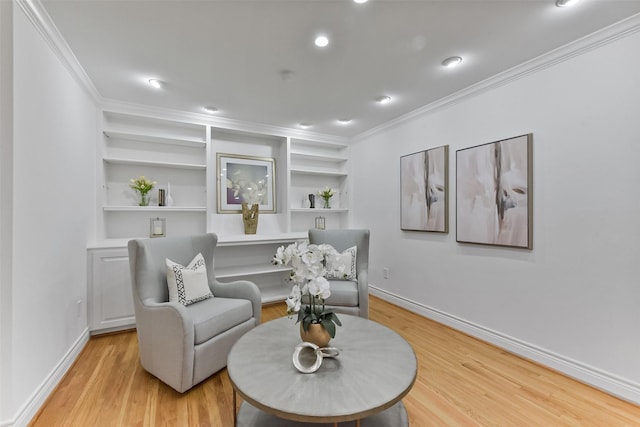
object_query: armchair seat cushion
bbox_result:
[324,280,359,307]
[189,297,253,345]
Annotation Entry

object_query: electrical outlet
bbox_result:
[383,267,390,279]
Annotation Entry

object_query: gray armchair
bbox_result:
[128,234,261,393]
[308,229,370,318]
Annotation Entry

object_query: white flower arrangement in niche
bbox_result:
[272,241,342,338]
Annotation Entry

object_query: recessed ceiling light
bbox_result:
[556,0,580,7]
[337,119,352,125]
[441,56,463,68]
[147,78,163,89]
[203,106,218,114]
[354,0,368,3]
[375,95,392,105]
[315,35,329,48]
[299,123,312,129]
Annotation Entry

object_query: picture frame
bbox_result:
[150,217,166,238]
[217,153,276,213]
[456,133,533,249]
[400,145,449,232]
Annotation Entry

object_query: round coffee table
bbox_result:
[227,314,417,426]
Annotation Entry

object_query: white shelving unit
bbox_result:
[88,109,350,332]
[289,138,350,232]
[99,111,208,240]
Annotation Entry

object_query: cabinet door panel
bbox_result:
[89,248,135,332]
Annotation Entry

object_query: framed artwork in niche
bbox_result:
[456,133,533,249]
[217,153,276,213]
[400,145,449,232]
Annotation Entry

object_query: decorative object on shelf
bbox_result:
[302,196,311,208]
[241,203,259,234]
[150,217,166,238]
[308,193,315,208]
[272,241,342,343]
[166,182,174,206]
[217,153,276,213]
[456,133,533,249]
[401,145,449,232]
[292,341,340,374]
[158,189,166,207]
[130,175,156,206]
[315,216,325,230]
[318,186,335,209]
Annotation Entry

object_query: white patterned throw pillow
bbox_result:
[166,253,213,306]
[325,246,357,280]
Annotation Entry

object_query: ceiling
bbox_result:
[40,0,640,139]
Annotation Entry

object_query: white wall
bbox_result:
[351,27,640,402]
[0,4,97,425]
[0,1,15,423]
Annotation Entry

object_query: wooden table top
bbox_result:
[227,314,417,423]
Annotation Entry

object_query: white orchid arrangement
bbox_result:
[273,241,342,337]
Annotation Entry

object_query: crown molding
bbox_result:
[16,0,102,104]
[354,12,640,142]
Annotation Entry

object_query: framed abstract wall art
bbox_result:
[400,145,449,232]
[217,153,276,213]
[456,134,533,249]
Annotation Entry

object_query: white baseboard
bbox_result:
[1,328,90,427]
[369,286,640,405]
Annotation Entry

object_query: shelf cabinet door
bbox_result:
[88,248,135,332]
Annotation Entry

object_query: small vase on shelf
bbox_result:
[139,192,150,206]
[322,198,331,209]
[242,202,259,234]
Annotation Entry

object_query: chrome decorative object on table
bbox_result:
[292,342,340,374]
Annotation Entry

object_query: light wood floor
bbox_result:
[30,296,640,426]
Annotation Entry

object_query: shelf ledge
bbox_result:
[290,168,348,177]
[217,232,307,246]
[103,130,206,147]
[216,264,292,279]
[290,208,348,213]
[104,206,206,212]
[103,157,206,170]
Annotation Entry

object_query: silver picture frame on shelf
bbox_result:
[217,153,276,213]
[150,217,166,238]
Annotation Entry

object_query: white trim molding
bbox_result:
[369,285,640,406]
[355,13,640,142]
[2,328,89,427]
[16,0,101,105]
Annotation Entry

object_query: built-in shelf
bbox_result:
[290,168,348,177]
[260,286,291,304]
[103,157,206,170]
[290,151,347,163]
[290,208,348,213]
[216,264,292,279]
[90,111,351,333]
[103,206,206,212]
[103,130,206,147]
[217,232,307,246]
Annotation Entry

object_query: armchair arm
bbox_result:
[211,280,262,325]
[357,270,369,318]
[136,300,195,392]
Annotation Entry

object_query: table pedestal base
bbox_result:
[236,400,408,427]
